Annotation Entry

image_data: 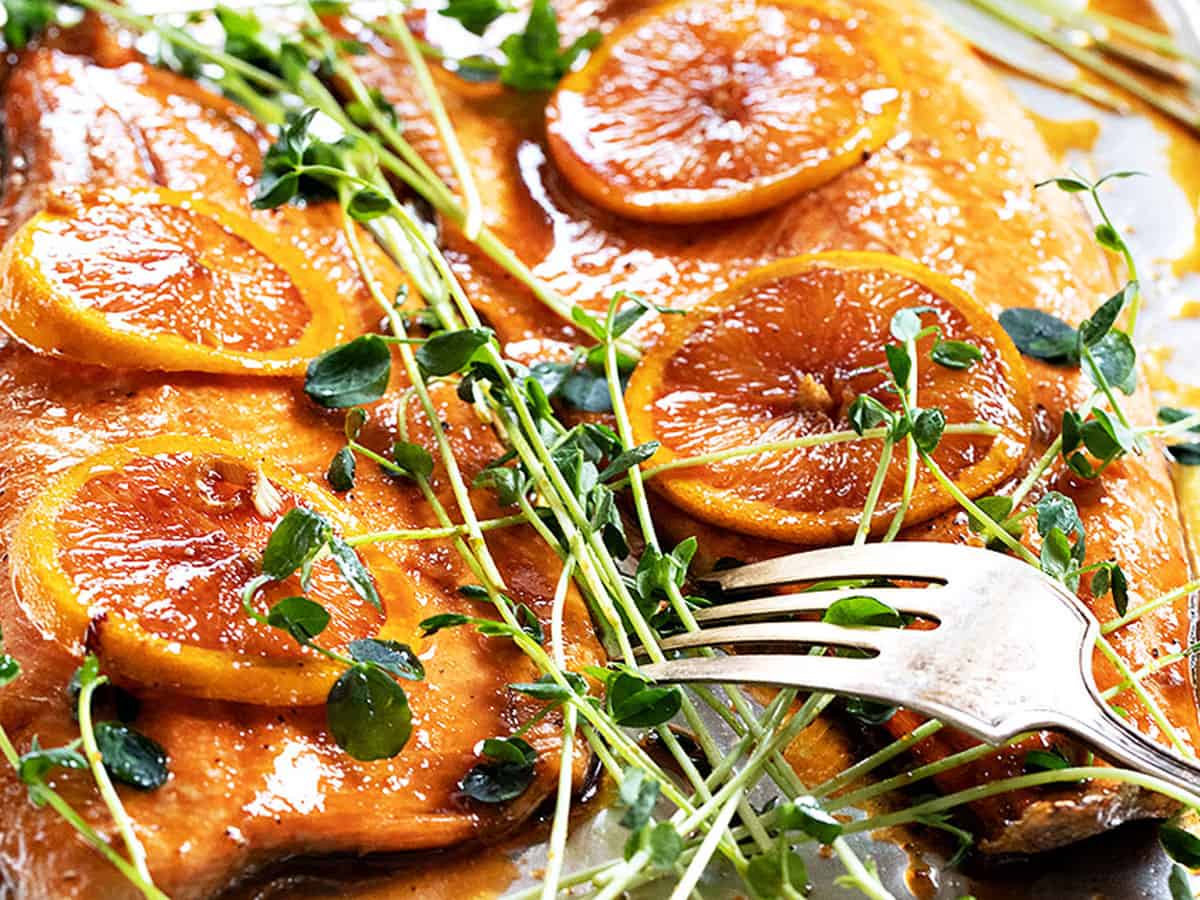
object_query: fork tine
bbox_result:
[701,542,969,594]
[659,621,906,655]
[693,586,947,625]
[639,653,897,704]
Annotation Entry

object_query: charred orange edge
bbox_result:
[9,435,415,706]
[626,251,1034,544]
[0,187,346,375]
[546,0,904,224]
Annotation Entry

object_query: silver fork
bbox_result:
[639,542,1200,795]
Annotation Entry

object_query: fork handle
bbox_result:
[1064,698,1200,799]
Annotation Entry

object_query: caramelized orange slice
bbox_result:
[545,0,902,224]
[0,187,345,374]
[11,436,416,705]
[626,252,1032,544]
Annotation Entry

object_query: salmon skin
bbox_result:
[0,20,602,899]
[348,0,1199,854]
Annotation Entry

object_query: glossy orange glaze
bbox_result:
[627,254,1031,543]
[55,452,382,659]
[0,24,602,899]
[354,0,1197,852]
[544,0,902,223]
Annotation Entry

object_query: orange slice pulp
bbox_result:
[626,252,1033,544]
[545,0,903,224]
[10,435,417,705]
[0,187,346,374]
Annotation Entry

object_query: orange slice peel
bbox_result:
[626,251,1033,544]
[0,187,346,374]
[10,435,417,705]
[545,0,903,224]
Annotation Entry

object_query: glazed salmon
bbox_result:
[0,21,601,899]
[349,0,1199,853]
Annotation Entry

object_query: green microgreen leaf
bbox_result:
[890,306,929,341]
[1162,824,1200,868]
[1078,284,1131,348]
[607,672,682,728]
[347,186,393,222]
[93,723,169,791]
[618,767,660,830]
[931,339,982,370]
[1170,864,1193,900]
[326,446,356,492]
[998,308,1078,362]
[419,612,473,635]
[885,343,912,386]
[1089,330,1137,395]
[2,0,53,50]
[344,407,368,440]
[328,537,382,612]
[348,639,424,680]
[388,441,434,482]
[745,848,808,899]
[646,822,683,868]
[262,508,331,580]
[327,664,412,761]
[415,327,493,377]
[266,596,330,644]
[776,795,843,843]
[18,737,87,787]
[440,0,514,34]
[847,394,893,436]
[530,358,615,412]
[460,736,537,802]
[1024,745,1071,773]
[0,653,19,688]
[598,441,660,481]
[509,672,585,700]
[305,335,392,408]
[498,0,600,91]
[912,408,946,453]
[822,596,904,629]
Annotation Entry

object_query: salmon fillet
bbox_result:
[350,0,1199,853]
[0,21,602,899]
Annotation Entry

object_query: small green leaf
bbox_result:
[931,339,982,370]
[327,664,412,761]
[1170,863,1192,900]
[618,768,660,830]
[1089,330,1136,395]
[885,343,911,386]
[262,508,330,580]
[326,446,356,492]
[1162,824,1200,868]
[1035,176,1090,193]
[348,638,424,680]
[822,595,904,629]
[329,537,382,611]
[647,822,683,868]
[776,795,843,843]
[18,738,87,786]
[94,722,169,790]
[0,654,19,688]
[1094,223,1125,253]
[391,441,435,481]
[1024,746,1071,773]
[998,308,1078,362]
[608,672,682,728]
[347,187,392,222]
[509,672,585,700]
[598,441,660,481]
[1078,284,1131,348]
[266,596,331,644]
[305,335,392,408]
[516,603,545,644]
[745,848,808,899]
[344,407,368,440]
[460,736,536,802]
[415,328,493,377]
[966,495,1014,536]
[2,0,54,50]
[1111,565,1129,616]
[912,408,946,453]
[847,394,892,436]
[419,612,473,635]
[440,0,514,35]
